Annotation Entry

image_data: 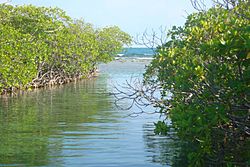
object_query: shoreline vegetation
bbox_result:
[0,4,131,95]
[1,1,249,166]
[142,1,249,166]
[112,0,249,166]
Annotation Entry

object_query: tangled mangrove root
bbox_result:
[0,68,98,96]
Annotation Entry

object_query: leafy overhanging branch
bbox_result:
[112,0,249,165]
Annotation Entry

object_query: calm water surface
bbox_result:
[0,60,173,167]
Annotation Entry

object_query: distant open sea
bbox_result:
[117,48,155,60]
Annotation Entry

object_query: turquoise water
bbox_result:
[118,48,155,57]
[0,60,174,167]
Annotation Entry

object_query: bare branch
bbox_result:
[134,26,168,52]
[110,76,170,117]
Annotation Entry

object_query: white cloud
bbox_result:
[0,0,9,4]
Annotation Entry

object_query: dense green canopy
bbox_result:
[0,4,131,94]
[144,1,249,166]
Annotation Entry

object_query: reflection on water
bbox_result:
[0,60,170,167]
[143,124,176,166]
[143,124,191,167]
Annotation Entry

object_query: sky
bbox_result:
[1,0,198,46]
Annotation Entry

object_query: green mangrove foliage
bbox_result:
[0,4,131,94]
[144,1,249,166]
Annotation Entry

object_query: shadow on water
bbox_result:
[143,123,188,167]
[142,112,250,167]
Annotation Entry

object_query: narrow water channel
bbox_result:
[0,60,173,167]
